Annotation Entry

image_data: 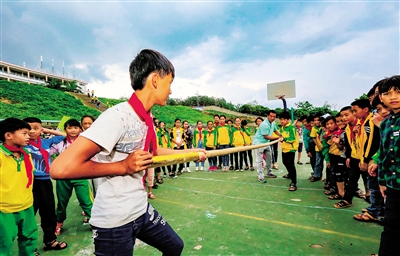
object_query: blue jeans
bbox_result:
[219,144,230,167]
[314,152,324,178]
[92,203,183,256]
[366,175,383,218]
[195,140,205,167]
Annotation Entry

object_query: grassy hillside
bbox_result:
[0,81,215,126]
[0,80,101,120]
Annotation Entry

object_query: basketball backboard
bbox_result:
[267,80,296,100]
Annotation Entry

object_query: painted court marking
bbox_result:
[162,185,360,213]
[157,198,380,244]
[179,176,323,191]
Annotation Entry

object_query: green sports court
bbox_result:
[21,153,382,256]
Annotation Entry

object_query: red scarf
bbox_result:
[66,136,74,144]
[3,144,33,188]
[128,93,157,153]
[323,127,343,139]
[198,128,203,140]
[29,138,50,173]
[128,93,157,189]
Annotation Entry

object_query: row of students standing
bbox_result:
[297,76,400,256]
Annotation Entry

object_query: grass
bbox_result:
[19,151,382,256]
[0,80,101,120]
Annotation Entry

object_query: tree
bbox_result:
[355,93,369,100]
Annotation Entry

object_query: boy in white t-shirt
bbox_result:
[51,49,206,255]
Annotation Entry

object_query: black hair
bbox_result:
[371,95,387,109]
[323,116,336,127]
[367,88,375,98]
[64,119,82,130]
[207,120,213,125]
[81,115,95,123]
[266,110,276,116]
[23,117,42,124]
[241,120,248,126]
[299,115,307,121]
[351,99,372,111]
[174,118,181,123]
[214,114,220,118]
[340,106,352,113]
[306,116,313,123]
[255,117,264,123]
[196,120,202,124]
[319,116,325,122]
[0,118,31,142]
[220,115,226,119]
[379,75,400,94]
[279,111,290,120]
[335,113,341,118]
[313,115,320,120]
[227,119,233,124]
[129,49,175,91]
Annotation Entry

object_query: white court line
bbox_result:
[162,185,361,214]
[178,176,323,191]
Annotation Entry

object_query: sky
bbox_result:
[2,1,399,110]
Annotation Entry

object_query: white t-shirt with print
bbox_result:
[81,102,149,229]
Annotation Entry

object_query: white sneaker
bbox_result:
[240,169,244,172]
[236,169,240,172]
[187,167,191,173]
[200,167,204,171]
[195,167,199,171]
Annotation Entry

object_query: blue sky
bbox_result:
[2,1,399,110]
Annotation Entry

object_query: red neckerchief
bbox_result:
[128,93,157,153]
[323,127,343,139]
[29,138,50,173]
[305,125,312,131]
[128,93,157,189]
[198,127,203,140]
[208,129,213,137]
[3,144,33,188]
[66,136,74,144]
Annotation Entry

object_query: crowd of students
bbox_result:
[1,48,398,256]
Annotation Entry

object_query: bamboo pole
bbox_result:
[149,139,279,168]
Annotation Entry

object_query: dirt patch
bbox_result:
[0,98,12,104]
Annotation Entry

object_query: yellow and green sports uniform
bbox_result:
[216,124,232,146]
[203,128,217,148]
[0,145,38,255]
[170,127,186,149]
[231,126,247,147]
[157,128,171,149]
[310,126,322,152]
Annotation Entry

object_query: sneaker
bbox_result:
[250,166,254,171]
[240,169,244,172]
[213,166,218,171]
[169,174,177,178]
[217,165,222,170]
[187,167,191,173]
[236,169,240,172]
[195,167,199,171]
[208,167,212,171]
[163,173,167,178]
[266,173,277,178]
[200,167,204,171]
[229,166,234,170]
[258,178,267,183]
[297,161,303,165]
[244,166,249,170]
[177,171,182,176]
